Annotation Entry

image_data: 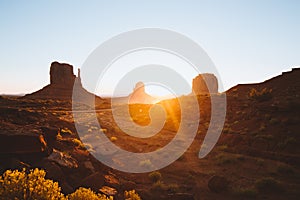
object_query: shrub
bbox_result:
[0,169,141,200]
[255,158,264,166]
[217,145,228,151]
[276,164,294,175]
[215,153,236,164]
[248,88,272,101]
[259,124,266,131]
[269,118,279,125]
[0,168,65,200]
[67,187,112,200]
[255,177,284,193]
[124,190,141,200]
[151,181,167,191]
[148,171,162,183]
[167,183,179,193]
[255,134,274,140]
[233,187,257,198]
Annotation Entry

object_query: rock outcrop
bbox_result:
[192,73,218,95]
[129,82,156,104]
[23,62,80,100]
[50,62,76,87]
[23,62,103,106]
[0,132,50,158]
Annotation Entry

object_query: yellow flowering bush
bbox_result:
[67,187,113,200]
[0,168,65,200]
[124,190,141,200]
[0,168,141,200]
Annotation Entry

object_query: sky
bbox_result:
[0,0,299,97]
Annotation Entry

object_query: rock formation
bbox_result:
[50,62,76,87]
[23,62,101,105]
[129,82,156,104]
[192,73,218,95]
[23,62,79,100]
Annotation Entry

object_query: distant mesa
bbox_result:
[23,61,98,104]
[121,73,219,105]
[192,73,218,95]
[23,61,219,103]
[129,82,156,104]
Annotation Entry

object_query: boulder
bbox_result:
[0,133,49,157]
[41,127,58,149]
[104,173,120,189]
[47,149,78,168]
[99,186,118,196]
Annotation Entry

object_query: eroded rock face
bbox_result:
[47,149,78,168]
[50,62,76,87]
[192,73,218,94]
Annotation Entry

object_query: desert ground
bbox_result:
[0,68,299,200]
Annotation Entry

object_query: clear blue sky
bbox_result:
[0,0,299,96]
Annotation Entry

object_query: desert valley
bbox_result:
[0,62,299,199]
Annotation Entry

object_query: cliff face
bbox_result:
[192,73,218,95]
[50,62,76,88]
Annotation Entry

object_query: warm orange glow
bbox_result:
[158,99,180,130]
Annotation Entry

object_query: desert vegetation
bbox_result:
[248,88,272,101]
[0,168,140,200]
